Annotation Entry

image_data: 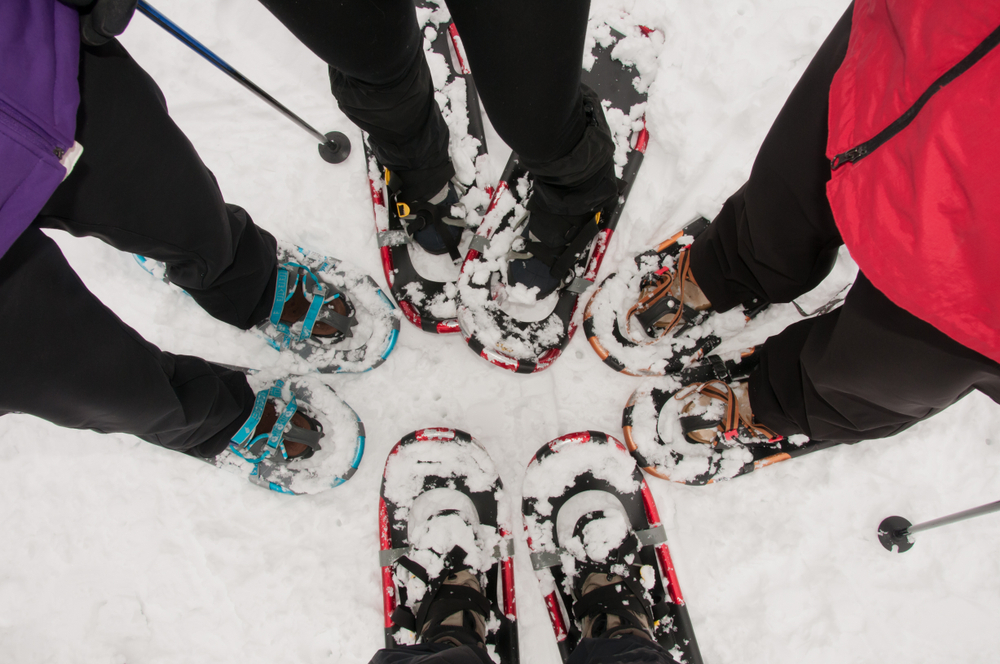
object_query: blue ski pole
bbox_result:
[136,0,350,164]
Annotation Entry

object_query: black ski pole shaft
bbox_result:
[136,0,350,163]
[878,499,1000,553]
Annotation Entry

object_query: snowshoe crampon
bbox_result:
[379,429,518,663]
[366,0,490,334]
[622,351,838,485]
[521,431,701,663]
[134,242,400,373]
[211,372,364,494]
[455,25,652,373]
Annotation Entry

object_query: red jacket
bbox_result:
[826,1,1000,364]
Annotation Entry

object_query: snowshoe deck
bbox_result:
[366,0,489,334]
[521,431,701,664]
[456,25,651,373]
[379,428,518,663]
[134,242,400,374]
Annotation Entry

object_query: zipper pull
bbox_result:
[830,144,867,170]
[53,146,66,159]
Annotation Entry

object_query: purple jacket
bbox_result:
[0,0,80,258]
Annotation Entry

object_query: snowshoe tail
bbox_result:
[522,431,701,664]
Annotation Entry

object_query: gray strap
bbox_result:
[316,307,358,337]
[635,525,667,548]
[282,424,323,449]
[380,539,514,568]
[469,235,491,253]
[531,526,667,570]
[531,550,563,570]
[566,277,594,294]
[378,230,411,247]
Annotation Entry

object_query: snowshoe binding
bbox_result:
[622,349,838,485]
[584,216,768,376]
[379,428,518,663]
[521,431,702,664]
[210,372,364,494]
[134,242,400,374]
[367,0,490,334]
[457,25,652,373]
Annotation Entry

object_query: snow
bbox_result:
[3,0,1000,663]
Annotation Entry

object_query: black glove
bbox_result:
[59,0,139,47]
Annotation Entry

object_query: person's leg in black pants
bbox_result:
[684,3,1000,441]
[0,39,280,456]
[0,228,252,456]
[257,0,617,216]
[39,40,279,330]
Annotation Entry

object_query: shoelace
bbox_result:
[675,380,780,443]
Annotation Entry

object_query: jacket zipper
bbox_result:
[0,97,68,160]
[831,21,1000,170]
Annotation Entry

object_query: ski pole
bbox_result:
[877,499,1000,553]
[136,0,351,164]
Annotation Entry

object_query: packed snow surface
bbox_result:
[2,1,999,663]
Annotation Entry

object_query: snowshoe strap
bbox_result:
[677,380,780,444]
[513,211,601,282]
[572,575,654,633]
[228,382,302,462]
[627,249,698,339]
[416,583,493,638]
[381,539,514,569]
[530,525,666,570]
[313,294,358,339]
[387,169,463,261]
[268,264,356,343]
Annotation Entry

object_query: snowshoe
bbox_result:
[209,371,364,494]
[584,216,768,376]
[379,428,518,663]
[622,350,839,485]
[367,0,490,334]
[522,431,701,664]
[134,242,400,373]
[456,24,652,373]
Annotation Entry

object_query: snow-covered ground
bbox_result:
[3,0,1000,662]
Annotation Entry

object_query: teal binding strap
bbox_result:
[298,278,327,341]
[269,266,292,326]
[269,262,336,344]
[228,381,299,463]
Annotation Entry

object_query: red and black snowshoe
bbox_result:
[521,431,702,663]
[366,0,490,334]
[379,428,518,663]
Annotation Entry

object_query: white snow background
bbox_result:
[3,0,1000,662]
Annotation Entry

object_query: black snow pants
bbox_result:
[368,635,675,664]
[257,0,618,224]
[0,40,275,456]
[687,4,1000,442]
